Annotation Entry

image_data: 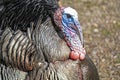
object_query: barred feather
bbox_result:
[0,64,27,80]
[0,27,37,71]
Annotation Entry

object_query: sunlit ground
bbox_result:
[62,0,120,80]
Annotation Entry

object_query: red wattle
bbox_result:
[79,53,85,60]
[70,48,86,60]
[70,51,79,60]
[79,48,86,60]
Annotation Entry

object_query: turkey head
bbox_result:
[53,7,86,60]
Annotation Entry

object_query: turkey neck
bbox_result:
[33,18,70,63]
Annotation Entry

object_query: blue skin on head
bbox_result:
[61,12,84,51]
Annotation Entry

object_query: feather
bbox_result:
[0,27,37,71]
[0,0,59,31]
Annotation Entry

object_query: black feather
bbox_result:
[0,0,59,31]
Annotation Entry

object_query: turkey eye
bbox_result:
[66,14,72,18]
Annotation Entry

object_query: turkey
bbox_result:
[0,0,99,80]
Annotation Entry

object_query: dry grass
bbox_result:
[62,0,120,80]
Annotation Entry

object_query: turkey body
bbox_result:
[0,18,99,80]
[0,0,99,80]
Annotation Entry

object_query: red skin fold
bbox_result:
[70,48,86,60]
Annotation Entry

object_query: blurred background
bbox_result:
[61,0,120,80]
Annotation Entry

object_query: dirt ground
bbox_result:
[62,0,120,80]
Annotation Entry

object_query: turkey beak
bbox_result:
[73,19,84,47]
